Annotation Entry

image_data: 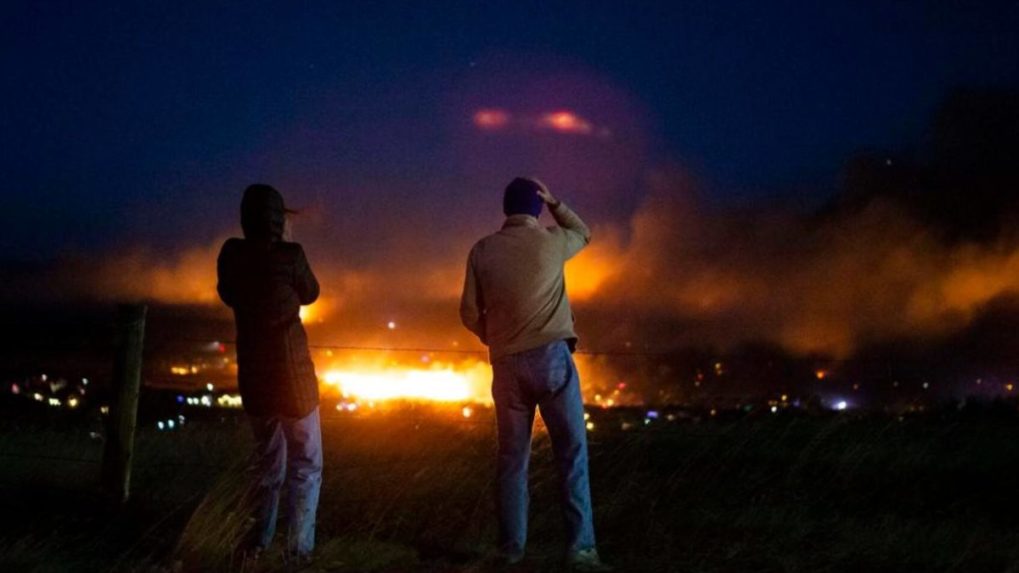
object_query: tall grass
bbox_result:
[3,410,1019,571]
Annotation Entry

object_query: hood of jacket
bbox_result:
[240,184,286,241]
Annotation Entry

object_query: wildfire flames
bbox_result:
[320,357,493,403]
[309,349,615,406]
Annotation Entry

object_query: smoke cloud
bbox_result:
[8,166,1019,362]
[570,171,1019,357]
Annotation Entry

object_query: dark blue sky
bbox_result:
[2,1,1017,260]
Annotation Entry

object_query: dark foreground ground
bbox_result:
[2,405,1019,573]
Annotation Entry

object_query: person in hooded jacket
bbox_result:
[217,183,322,560]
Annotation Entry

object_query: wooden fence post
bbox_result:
[101,303,147,503]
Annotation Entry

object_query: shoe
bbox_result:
[568,548,613,572]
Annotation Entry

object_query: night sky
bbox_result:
[4,1,1017,261]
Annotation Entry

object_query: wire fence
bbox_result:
[2,321,1005,490]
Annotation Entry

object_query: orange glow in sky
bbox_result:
[565,252,616,300]
[473,108,511,130]
[540,111,593,134]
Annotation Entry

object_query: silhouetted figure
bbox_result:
[216,184,322,561]
[460,178,610,571]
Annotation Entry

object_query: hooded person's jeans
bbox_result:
[491,340,597,559]
[247,406,323,557]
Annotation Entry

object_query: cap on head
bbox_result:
[503,177,544,218]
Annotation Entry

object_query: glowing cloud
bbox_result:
[473,108,511,130]
[539,111,593,135]
[472,108,608,137]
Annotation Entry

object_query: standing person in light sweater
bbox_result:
[460,177,610,571]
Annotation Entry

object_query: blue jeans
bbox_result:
[491,340,596,558]
[247,406,323,556]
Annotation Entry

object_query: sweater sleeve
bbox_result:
[293,244,320,305]
[459,244,486,343]
[549,201,591,260]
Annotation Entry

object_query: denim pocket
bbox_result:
[538,341,572,396]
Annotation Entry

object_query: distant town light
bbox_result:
[834,400,848,411]
[216,394,243,408]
